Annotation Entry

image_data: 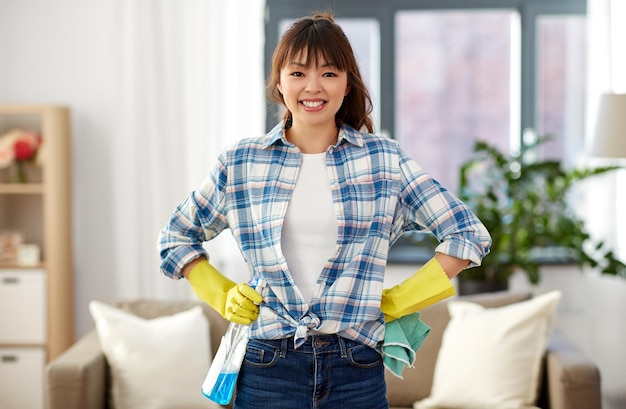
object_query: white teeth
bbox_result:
[302,100,324,108]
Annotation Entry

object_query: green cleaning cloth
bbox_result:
[383,312,430,378]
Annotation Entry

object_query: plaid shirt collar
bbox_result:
[263,122,365,149]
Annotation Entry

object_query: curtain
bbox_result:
[112,0,266,300]
[586,0,626,263]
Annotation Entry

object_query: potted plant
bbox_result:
[457,136,626,294]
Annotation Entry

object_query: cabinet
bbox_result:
[0,104,73,409]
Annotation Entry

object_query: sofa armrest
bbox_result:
[45,330,107,409]
[543,329,602,409]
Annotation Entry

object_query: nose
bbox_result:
[305,76,321,93]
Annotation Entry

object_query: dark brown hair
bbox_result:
[267,13,374,133]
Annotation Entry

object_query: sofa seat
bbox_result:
[46,291,602,409]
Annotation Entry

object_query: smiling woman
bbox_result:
[275,57,349,152]
[158,12,491,409]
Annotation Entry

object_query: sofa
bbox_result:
[45,291,602,409]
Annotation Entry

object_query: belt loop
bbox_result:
[280,338,289,358]
[337,335,347,359]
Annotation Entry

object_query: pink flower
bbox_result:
[0,146,13,168]
[14,139,35,161]
[0,130,18,168]
[0,129,42,168]
[19,132,42,149]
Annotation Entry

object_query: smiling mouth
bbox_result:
[301,100,325,108]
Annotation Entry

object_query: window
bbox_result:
[265,0,587,261]
[395,10,516,191]
[536,15,587,164]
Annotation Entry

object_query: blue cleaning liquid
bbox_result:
[204,372,238,405]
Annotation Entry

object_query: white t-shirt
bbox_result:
[281,153,338,304]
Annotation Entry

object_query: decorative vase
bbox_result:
[9,161,27,183]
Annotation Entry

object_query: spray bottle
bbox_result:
[201,278,262,405]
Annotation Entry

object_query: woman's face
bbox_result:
[277,50,349,130]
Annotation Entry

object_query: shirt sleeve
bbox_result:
[397,148,491,267]
[157,151,230,279]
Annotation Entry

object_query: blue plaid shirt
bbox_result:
[158,123,491,348]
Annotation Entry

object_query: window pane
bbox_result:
[395,11,515,191]
[536,16,587,164]
[335,19,381,131]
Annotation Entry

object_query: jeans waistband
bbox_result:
[250,334,361,358]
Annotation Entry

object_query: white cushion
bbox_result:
[414,291,562,409]
[89,301,213,409]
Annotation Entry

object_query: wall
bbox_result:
[0,0,120,337]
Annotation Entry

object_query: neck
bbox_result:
[286,120,339,154]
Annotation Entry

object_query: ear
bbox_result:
[277,83,283,95]
[344,85,350,96]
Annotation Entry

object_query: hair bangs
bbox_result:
[282,20,349,71]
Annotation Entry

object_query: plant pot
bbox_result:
[457,278,509,295]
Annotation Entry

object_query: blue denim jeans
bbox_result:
[233,334,388,409]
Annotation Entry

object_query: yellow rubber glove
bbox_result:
[381,257,456,322]
[187,260,263,325]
